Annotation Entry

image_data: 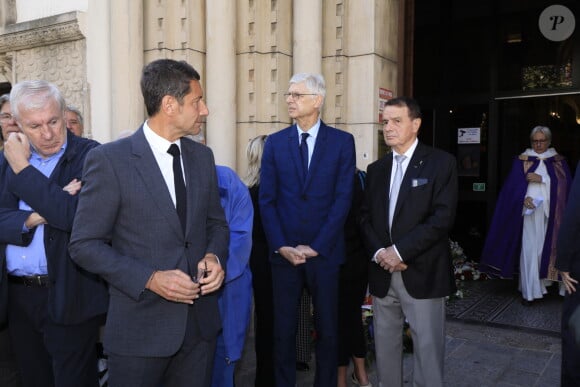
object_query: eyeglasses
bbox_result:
[0,113,14,121]
[531,139,548,144]
[284,92,318,100]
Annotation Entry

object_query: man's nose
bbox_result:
[200,100,209,116]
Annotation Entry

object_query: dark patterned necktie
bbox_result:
[300,132,310,175]
[167,144,187,233]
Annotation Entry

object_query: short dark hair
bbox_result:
[140,59,201,117]
[385,97,422,120]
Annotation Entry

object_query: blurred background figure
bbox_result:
[243,134,275,387]
[65,105,84,137]
[480,126,572,304]
[337,168,371,387]
[210,165,253,387]
[0,93,21,387]
[556,160,580,386]
[0,94,20,151]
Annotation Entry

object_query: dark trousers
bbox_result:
[107,304,216,387]
[337,275,368,365]
[271,260,339,387]
[249,248,275,387]
[562,290,580,386]
[8,283,100,387]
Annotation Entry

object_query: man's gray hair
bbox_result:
[289,73,326,100]
[10,80,65,121]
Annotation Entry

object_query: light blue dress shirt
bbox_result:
[6,142,67,276]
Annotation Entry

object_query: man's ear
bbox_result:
[412,117,422,133]
[314,94,324,109]
[161,95,176,115]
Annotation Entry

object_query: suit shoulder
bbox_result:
[367,155,389,173]
[267,126,293,139]
[418,144,454,163]
[322,123,353,139]
[216,165,238,181]
[70,135,100,151]
[181,137,215,160]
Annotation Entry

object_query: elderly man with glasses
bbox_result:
[259,73,356,387]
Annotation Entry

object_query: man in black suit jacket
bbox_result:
[0,80,108,387]
[360,97,457,387]
[556,161,580,386]
[70,59,229,387]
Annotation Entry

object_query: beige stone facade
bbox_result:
[0,0,404,173]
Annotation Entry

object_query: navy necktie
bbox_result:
[300,132,310,175]
[167,144,187,233]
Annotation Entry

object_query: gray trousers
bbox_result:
[372,271,445,387]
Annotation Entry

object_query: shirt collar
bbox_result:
[143,121,181,153]
[296,119,321,140]
[393,138,419,160]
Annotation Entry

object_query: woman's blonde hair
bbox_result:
[243,134,268,187]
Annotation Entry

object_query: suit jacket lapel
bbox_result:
[287,126,305,183]
[383,156,394,229]
[393,143,428,219]
[131,128,183,237]
[303,122,327,190]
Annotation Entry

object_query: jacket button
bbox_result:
[185,242,190,248]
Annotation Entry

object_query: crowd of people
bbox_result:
[0,58,578,387]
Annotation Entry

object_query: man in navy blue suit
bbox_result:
[0,80,108,387]
[259,73,356,387]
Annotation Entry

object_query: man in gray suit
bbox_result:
[69,59,229,387]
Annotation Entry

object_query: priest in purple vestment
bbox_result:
[480,126,572,304]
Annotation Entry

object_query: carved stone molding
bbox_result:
[0,53,12,79]
[0,12,85,53]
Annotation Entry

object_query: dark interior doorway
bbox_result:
[411,0,580,260]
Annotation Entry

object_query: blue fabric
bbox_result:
[214,166,253,363]
[480,154,572,278]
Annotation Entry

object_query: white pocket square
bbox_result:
[412,178,428,187]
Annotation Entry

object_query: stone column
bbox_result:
[206,0,236,168]
[293,0,322,74]
[86,1,112,142]
[87,0,143,143]
[110,0,144,140]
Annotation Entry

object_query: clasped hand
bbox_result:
[146,254,224,304]
[279,245,318,266]
[376,246,408,273]
[525,172,542,184]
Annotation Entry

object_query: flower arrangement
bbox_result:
[449,239,488,300]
